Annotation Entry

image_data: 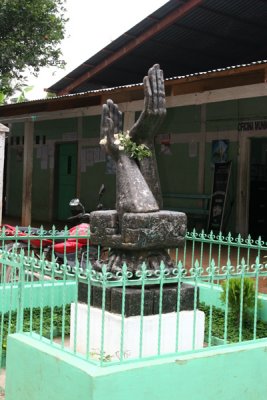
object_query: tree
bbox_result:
[0,0,67,98]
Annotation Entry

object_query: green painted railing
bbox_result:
[0,228,266,368]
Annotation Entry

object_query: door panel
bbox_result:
[249,138,267,240]
[56,143,78,221]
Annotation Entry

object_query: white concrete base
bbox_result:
[70,304,205,360]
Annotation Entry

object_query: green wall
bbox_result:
[0,281,77,314]
[32,148,51,221]
[160,105,201,133]
[157,105,201,211]
[157,142,199,195]
[80,115,116,211]
[80,160,116,212]
[6,95,267,232]
[6,334,267,400]
[35,118,78,140]
[83,115,101,138]
[206,99,238,131]
[238,97,267,119]
[7,148,23,217]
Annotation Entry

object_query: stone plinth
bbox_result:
[90,210,187,249]
[70,304,205,359]
[78,283,197,317]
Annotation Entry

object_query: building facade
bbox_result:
[1,64,267,239]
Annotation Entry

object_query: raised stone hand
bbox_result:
[100,99,123,161]
[129,64,166,142]
[129,64,166,208]
[100,98,159,222]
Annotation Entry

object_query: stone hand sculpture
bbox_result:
[130,64,166,141]
[129,64,166,208]
[91,64,186,273]
[100,64,166,220]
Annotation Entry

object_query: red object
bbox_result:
[0,222,90,253]
[67,223,90,245]
[53,241,84,254]
[0,224,53,248]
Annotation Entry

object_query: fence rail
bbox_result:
[0,228,266,367]
[1,226,266,275]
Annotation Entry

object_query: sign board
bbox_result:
[207,161,232,233]
[238,120,267,131]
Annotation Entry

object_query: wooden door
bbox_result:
[249,138,267,240]
[56,143,78,221]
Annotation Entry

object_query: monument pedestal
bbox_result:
[70,304,205,360]
[79,282,198,316]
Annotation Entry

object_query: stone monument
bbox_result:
[90,64,187,274]
[72,65,204,360]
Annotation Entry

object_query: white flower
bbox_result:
[114,139,121,145]
[125,130,130,139]
[99,136,107,145]
[118,145,124,151]
[114,133,119,140]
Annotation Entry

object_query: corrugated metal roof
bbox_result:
[48,0,267,95]
[0,59,265,109]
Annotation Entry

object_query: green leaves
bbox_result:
[11,85,34,103]
[0,304,71,349]
[0,92,6,104]
[0,0,67,97]
[118,132,152,161]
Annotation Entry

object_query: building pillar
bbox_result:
[0,124,9,225]
[198,104,207,194]
[21,120,34,226]
[236,133,250,236]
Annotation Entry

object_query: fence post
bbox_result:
[0,124,9,226]
[16,252,25,333]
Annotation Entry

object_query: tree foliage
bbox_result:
[0,0,67,97]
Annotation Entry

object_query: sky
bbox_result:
[27,0,168,99]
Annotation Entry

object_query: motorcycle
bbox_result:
[0,185,105,282]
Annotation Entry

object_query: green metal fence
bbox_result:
[0,228,266,368]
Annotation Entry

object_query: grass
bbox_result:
[199,302,267,343]
[0,304,71,350]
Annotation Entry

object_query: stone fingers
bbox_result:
[100,100,123,159]
[148,64,158,113]
[107,99,122,133]
[105,117,117,153]
[157,68,166,116]
[143,75,153,113]
[146,64,166,116]
[102,115,120,159]
[100,103,110,139]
